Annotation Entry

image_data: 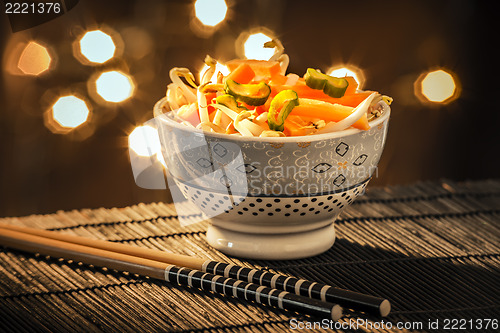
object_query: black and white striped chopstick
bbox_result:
[0,223,387,318]
[164,265,343,321]
[201,260,391,317]
[0,228,343,321]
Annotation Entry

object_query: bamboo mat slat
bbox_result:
[1,179,499,332]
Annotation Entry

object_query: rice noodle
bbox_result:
[196,121,225,133]
[255,112,268,123]
[197,89,210,123]
[212,110,222,127]
[211,104,264,136]
[210,103,238,120]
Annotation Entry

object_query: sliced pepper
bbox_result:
[304,68,349,98]
[304,68,327,90]
[215,94,239,111]
[267,89,299,132]
[323,76,349,98]
[225,79,271,106]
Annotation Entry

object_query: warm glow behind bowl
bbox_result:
[327,66,365,89]
[52,96,90,128]
[129,126,162,157]
[95,71,134,103]
[194,0,227,27]
[244,33,274,60]
[79,30,116,64]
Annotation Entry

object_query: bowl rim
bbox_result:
[153,96,390,143]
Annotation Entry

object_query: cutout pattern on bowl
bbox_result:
[177,179,368,225]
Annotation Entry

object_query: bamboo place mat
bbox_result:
[0,179,499,332]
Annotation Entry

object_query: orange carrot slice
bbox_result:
[225,63,255,84]
[291,103,370,130]
[226,59,282,80]
[270,80,374,108]
[283,117,307,136]
[344,76,358,95]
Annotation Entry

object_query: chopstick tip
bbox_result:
[380,299,391,317]
[331,304,343,321]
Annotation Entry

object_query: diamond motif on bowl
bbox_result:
[236,164,257,174]
[220,175,233,187]
[213,143,228,157]
[333,174,346,186]
[336,142,349,156]
[311,163,332,173]
[196,157,213,168]
[353,154,368,166]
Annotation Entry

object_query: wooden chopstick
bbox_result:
[0,223,390,316]
[0,226,342,321]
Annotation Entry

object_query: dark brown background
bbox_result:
[0,0,497,217]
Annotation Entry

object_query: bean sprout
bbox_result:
[169,68,197,103]
[197,89,209,123]
[316,92,376,133]
[196,121,225,133]
[265,39,285,61]
[264,39,289,74]
[260,130,286,137]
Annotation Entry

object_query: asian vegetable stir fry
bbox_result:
[164,40,392,137]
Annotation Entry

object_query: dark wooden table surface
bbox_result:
[1,179,499,332]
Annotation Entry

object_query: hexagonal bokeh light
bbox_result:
[79,30,116,64]
[243,32,274,60]
[194,0,227,27]
[95,71,135,103]
[128,125,162,157]
[17,41,52,76]
[51,95,90,129]
[417,69,459,103]
[327,65,365,89]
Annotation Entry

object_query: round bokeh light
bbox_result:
[129,125,162,157]
[95,71,135,103]
[51,95,90,129]
[194,0,227,27]
[79,30,116,64]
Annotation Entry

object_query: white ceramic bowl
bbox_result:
[154,97,390,259]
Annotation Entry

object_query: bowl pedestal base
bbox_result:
[206,222,336,260]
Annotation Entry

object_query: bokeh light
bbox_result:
[51,95,90,129]
[243,32,274,60]
[199,62,230,83]
[129,125,162,157]
[79,30,116,64]
[327,65,365,89]
[17,41,52,76]
[95,71,135,103]
[416,69,459,103]
[194,0,227,27]
[156,152,167,168]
